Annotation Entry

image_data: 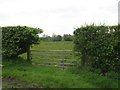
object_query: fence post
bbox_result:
[27,45,32,62]
[62,51,64,69]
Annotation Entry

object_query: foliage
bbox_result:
[41,34,74,41]
[52,34,62,41]
[41,34,51,41]
[2,26,43,57]
[74,24,119,75]
[63,34,73,41]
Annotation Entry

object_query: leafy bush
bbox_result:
[2,26,43,57]
[73,24,119,75]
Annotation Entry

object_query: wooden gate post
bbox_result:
[27,45,32,62]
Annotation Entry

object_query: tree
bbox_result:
[63,34,73,41]
[41,34,51,41]
[52,34,62,41]
[2,26,43,62]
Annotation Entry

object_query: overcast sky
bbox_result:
[118,1,120,24]
[0,0,119,36]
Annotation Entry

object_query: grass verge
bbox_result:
[2,57,118,88]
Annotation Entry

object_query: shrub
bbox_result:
[2,26,43,58]
[73,24,119,75]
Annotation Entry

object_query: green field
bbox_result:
[2,41,118,88]
[32,41,74,50]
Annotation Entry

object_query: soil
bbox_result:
[2,77,43,88]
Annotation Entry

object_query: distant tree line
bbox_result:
[41,34,73,41]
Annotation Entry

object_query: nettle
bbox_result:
[2,26,43,61]
[74,24,119,75]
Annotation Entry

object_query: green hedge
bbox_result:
[74,24,119,75]
[2,26,43,57]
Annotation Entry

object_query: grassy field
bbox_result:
[31,41,74,50]
[2,41,118,88]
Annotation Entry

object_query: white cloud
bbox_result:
[0,0,119,36]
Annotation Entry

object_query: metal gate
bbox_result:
[31,50,75,69]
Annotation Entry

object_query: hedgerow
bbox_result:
[2,26,43,58]
[74,24,119,75]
